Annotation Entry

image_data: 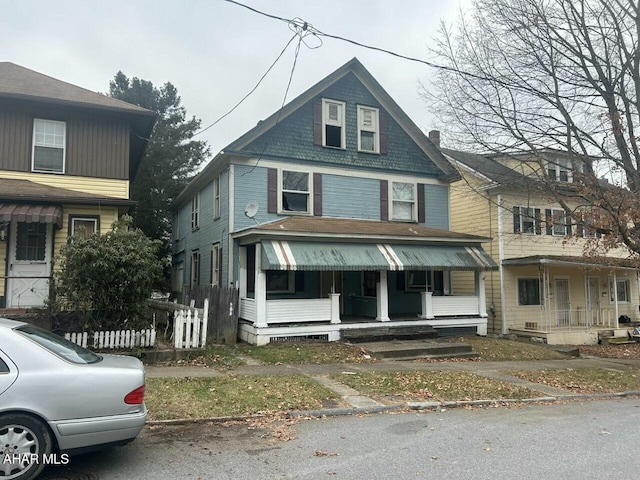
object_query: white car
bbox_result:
[0,318,147,480]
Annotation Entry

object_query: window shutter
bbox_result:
[545,209,553,235]
[576,221,584,237]
[565,210,572,234]
[379,112,388,154]
[417,183,426,223]
[313,101,322,145]
[380,180,389,221]
[535,208,542,235]
[313,173,323,216]
[513,206,521,233]
[267,168,278,213]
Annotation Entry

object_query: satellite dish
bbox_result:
[244,201,259,222]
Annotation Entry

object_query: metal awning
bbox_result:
[0,203,63,228]
[261,240,497,271]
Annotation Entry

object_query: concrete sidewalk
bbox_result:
[145,355,640,417]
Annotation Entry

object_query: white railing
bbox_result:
[431,295,480,317]
[173,299,209,349]
[266,298,332,324]
[65,329,156,350]
[506,306,636,332]
[240,297,256,322]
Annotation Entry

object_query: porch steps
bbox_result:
[341,325,438,343]
[356,339,477,361]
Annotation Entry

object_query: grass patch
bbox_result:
[163,345,245,369]
[235,342,376,364]
[509,368,640,394]
[331,371,538,402]
[146,375,341,420]
[443,336,570,361]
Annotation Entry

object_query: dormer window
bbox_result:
[32,119,66,174]
[322,99,345,149]
[358,106,379,153]
[546,159,571,182]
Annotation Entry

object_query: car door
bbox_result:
[0,349,18,396]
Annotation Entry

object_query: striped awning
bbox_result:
[0,203,63,228]
[261,240,497,271]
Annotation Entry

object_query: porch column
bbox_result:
[475,271,488,318]
[254,243,268,328]
[329,293,341,324]
[420,291,434,319]
[376,270,390,322]
[613,270,619,328]
[238,247,247,299]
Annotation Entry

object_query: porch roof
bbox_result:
[502,255,638,270]
[0,203,63,228]
[261,240,498,271]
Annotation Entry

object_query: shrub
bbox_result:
[50,216,165,331]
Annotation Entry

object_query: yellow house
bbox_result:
[0,63,155,309]
[441,145,638,345]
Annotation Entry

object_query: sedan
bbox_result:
[0,317,146,480]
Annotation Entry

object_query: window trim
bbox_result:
[517,277,542,306]
[211,243,221,287]
[321,98,346,149]
[278,168,313,215]
[32,118,66,174]
[191,193,200,230]
[550,208,568,236]
[68,215,100,237]
[546,159,573,183]
[513,206,541,235]
[390,181,417,222]
[190,250,200,288]
[609,278,631,303]
[213,175,221,219]
[357,105,380,154]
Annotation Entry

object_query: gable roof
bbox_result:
[441,148,523,185]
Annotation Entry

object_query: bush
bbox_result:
[50,216,165,331]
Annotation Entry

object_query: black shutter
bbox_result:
[313,173,322,216]
[513,206,521,233]
[577,221,584,237]
[267,168,278,213]
[535,208,542,235]
[379,112,388,154]
[545,209,553,235]
[380,180,389,221]
[417,183,426,224]
[313,101,322,145]
[565,210,572,234]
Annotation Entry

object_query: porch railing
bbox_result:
[240,295,340,326]
[507,305,636,332]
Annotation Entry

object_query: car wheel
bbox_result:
[0,414,52,480]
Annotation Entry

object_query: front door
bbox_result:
[555,278,571,327]
[7,222,52,307]
[586,278,600,326]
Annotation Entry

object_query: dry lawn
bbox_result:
[235,342,376,364]
[510,367,640,394]
[442,336,571,361]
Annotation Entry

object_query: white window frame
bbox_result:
[213,175,221,219]
[191,193,200,230]
[390,181,417,221]
[546,159,572,183]
[211,243,220,287]
[550,208,568,236]
[357,105,379,153]
[32,118,66,174]
[517,277,542,306]
[190,250,200,288]
[514,206,541,235]
[609,278,631,303]
[278,168,313,215]
[322,98,346,149]
[70,217,98,237]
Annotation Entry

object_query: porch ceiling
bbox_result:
[502,255,638,270]
[261,240,498,271]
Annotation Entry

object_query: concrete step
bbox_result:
[357,339,477,360]
[342,326,438,343]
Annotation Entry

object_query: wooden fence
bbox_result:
[181,285,239,345]
[65,329,156,350]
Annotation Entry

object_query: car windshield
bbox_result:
[16,325,102,364]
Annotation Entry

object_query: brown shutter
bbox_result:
[267,168,278,213]
[417,183,425,223]
[379,111,388,154]
[313,101,322,145]
[313,173,322,216]
[380,180,389,221]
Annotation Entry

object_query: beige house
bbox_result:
[441,145,638,345]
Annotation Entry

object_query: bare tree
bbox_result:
[425,0,640,257]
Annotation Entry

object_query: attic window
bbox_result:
[32,119,66,174]
[358,106,379,153]
[322,99,345,149]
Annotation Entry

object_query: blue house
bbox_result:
[171,58,496,345]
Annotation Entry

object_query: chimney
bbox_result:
[428,130,441,147]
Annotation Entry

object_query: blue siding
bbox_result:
[242,72,443,177]
[424,184,449,230]
[233,164,281,231]
[322,174,380,220]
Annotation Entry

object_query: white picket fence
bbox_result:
[173,299,209,349]
[64,329,156,350]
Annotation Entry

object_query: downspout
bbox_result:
[497,193,507,334]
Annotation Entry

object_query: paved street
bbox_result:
[41,397,640,480]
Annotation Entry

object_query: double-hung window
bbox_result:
[322,99,345,148]
[357,106,379,153]
[191,193,200,230]
[546,160,571,182]
[551,209,567,236]
[517,278,542,306]
[513,206,541,235]
[392,182,415,221]
[211,243,221,286]
[190,250,200,288]
[69,216,99,238]
[610,279,630,303]
[32,119,66,173]
[281,170,310,213]
[213,176,220,219]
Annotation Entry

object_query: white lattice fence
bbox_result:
[65,329,156,349]
[173,299,209,349]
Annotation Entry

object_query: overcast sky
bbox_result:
[1,0,469,159]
